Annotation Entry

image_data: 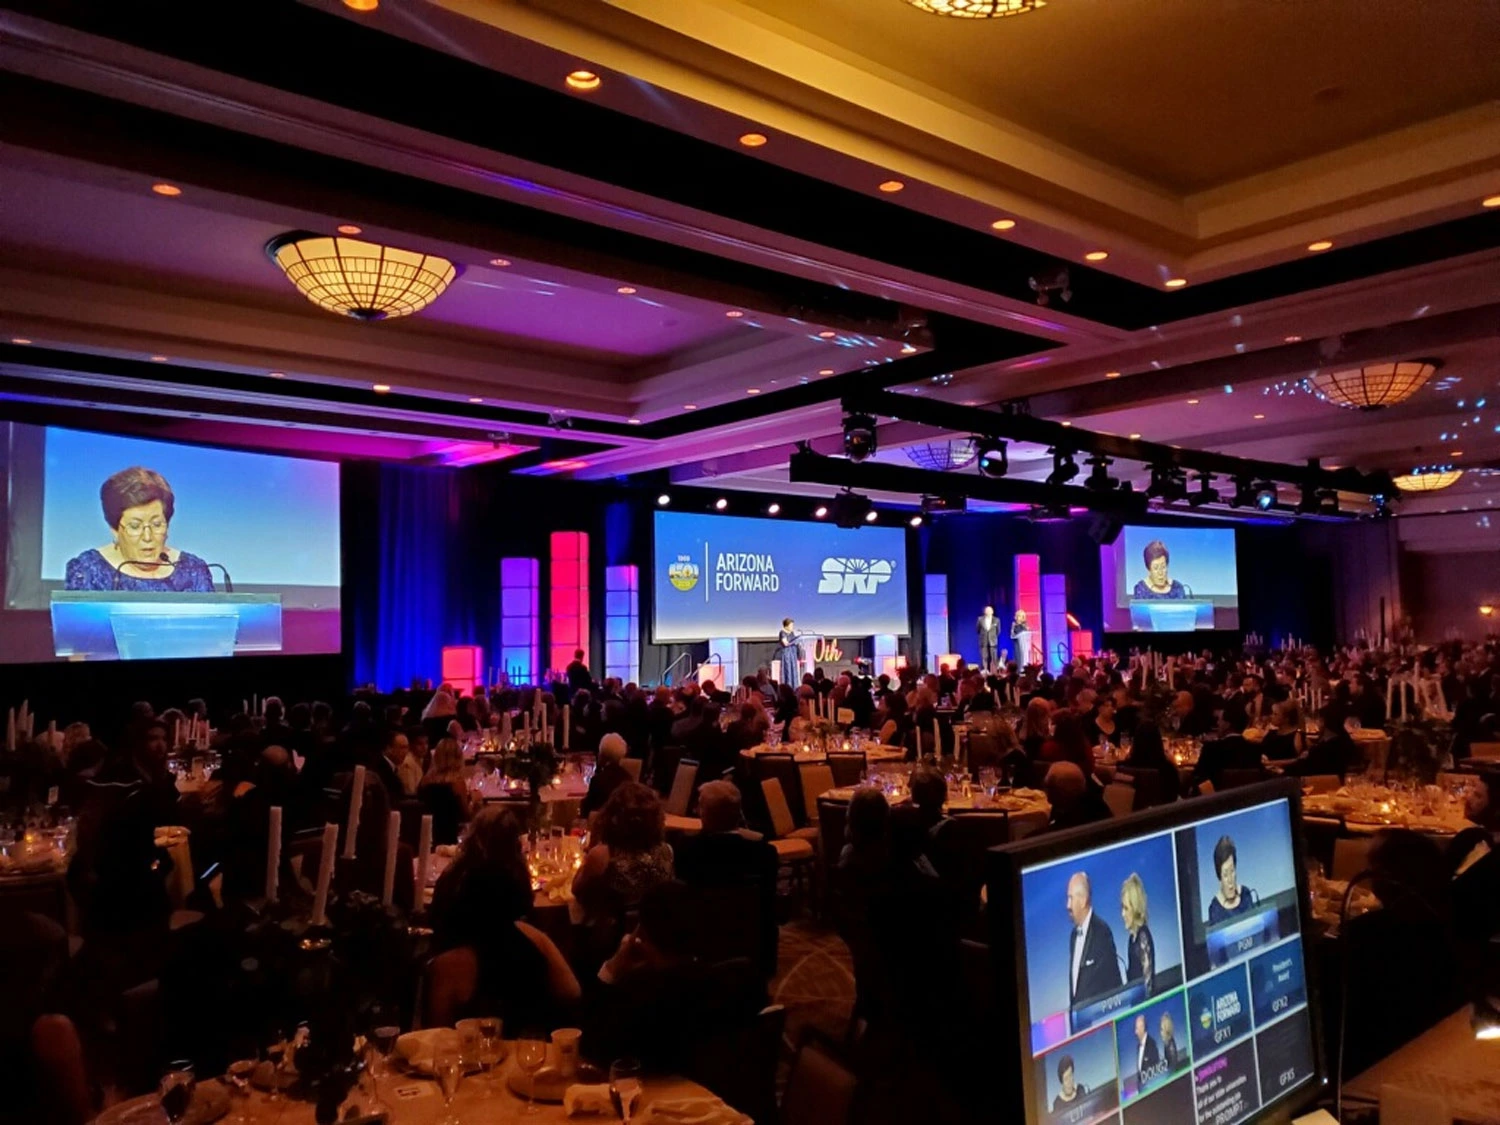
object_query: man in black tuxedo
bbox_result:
[976,606,1000,673]
[1066,872,1122,1007]
[1133,1013,1160,1081]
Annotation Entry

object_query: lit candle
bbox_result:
[381,809,401,906]
[415,814,433,900]
[343,765,366,860]
[310,822,338,926]
[265,806,282,902]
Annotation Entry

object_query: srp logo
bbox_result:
[667,556,700,592]
[817,558,895,595]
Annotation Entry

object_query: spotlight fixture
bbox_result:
[865,510,879,522]
[1028,266,1072,307]
[1230,476,1252,508]
[909,515,923,527]
[1046,449,1079,487]
[1254,481,1279,510]
[657,494,671,506]
[714,497,729,511]
[842,413,879,462]
[266,232,457,320]
[766,503,781,515]
[829,490,875,528]
[1083,455,1117,492]
[1146,465,1188,503]
[813,505,828,519]
[975,438,1009,479]
[565,70,601,91]
[1187,472,1221,508]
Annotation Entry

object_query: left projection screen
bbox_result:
[652,510,908,643]
[1,423,341,662]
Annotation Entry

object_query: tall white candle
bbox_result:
[265,806,283,902]
[310,822,338,926]
[932,717,941,759]
[243,698,249,716]
[6,708,14,752]
[523,711,531,734]
[1385,677,1394,719]
[561,705,570,751]
[343,765,366,859]
[415,814,433,901]
[381,810,401,906]
[500,711,512,743]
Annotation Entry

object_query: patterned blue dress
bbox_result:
[64,548,215,592]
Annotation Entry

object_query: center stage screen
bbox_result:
[652,510,908,643]
[1,423,341,663]
[1100,525,1239,633]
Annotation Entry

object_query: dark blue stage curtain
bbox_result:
[349,464,500,692]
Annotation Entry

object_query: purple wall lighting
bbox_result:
[605,564,640,685]
[500,556,539,685]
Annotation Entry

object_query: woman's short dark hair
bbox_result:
[1213,834,1237,879]
[101,467,176,529]
[782,617,793,628]
[1057,1053,1075,1082]
[597,781,665,854]
[1143,540,1169,568]
[846,787,890,850]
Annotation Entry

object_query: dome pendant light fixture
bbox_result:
[903,0,1046,16]
[1307,359,1436,410]
[1393,467,1463,493]
[267,231,458,320]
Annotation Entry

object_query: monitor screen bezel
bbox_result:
[986,779,1328,1125]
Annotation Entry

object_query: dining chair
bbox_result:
[762,778,819,843]
[798,763,836,824]
[755,754,808,829]
[665,759,699,817]
[1332,836,1375,881]
[1007,809,1049,841]
[761,777,818,909]
[1470,742,1500,761]
[825,753,867,789]
[620,757,643,782]
[1103,781,1136,819]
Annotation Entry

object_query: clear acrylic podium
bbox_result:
[50,591,283,660]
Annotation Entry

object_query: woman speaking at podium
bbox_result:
[775,617,803,686]
[1132,539,1187,600]
[64,467,215,592]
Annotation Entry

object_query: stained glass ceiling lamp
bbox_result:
[1307,360,1436,410]
[904,439,977,472]
[903,0,1045,16]
[1393,468,1464,493]
[266,232,458,320]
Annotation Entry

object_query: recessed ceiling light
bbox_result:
[767,503,781,515]
[1187,398,1200,405]
[1084,250,1109,262]
[1284,334,1302,343]
[878,180,905,193]
[682,403,697,410]
[909,515,923,527]
[11,337,31,345]
[1253,413,1266,420]
[343,0,379,9]
[714,498,728,511]
[1451,450,1463,457]
[468,397,484,403]
[269,370,286,378]
[657,494,671,506]
[814,506,828,518]
[150,183,182,197]
[818,368,835,376]
[337,224,362,235]
[616,286,637,294]
[818,330,837,339]
[990,218,1016,231]
[627,417,643,425]
[566,70,601,91]
[738,133,768,147]
[1165,278,1188,289]
[1307,239,1334,252]
[1129,432,1141,439]
[149,355,168,362]
[746,387,761,395]
[1483,195,1500,208]
[1061,421,1073,427]
[1104,371,1120,379]
[725,310,745,318]
[864,509,879,522]
[489,258,512,267]
[901,343,918,354]
[372,383,391,393]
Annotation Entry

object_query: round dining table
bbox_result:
[739,742,906,764]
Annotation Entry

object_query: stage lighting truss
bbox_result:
[1046,448,1079,487]
[1083,454,1117,492]
[975,438,1008,479]
[1187,472,1220,508]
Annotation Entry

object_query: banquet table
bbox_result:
[1300,783,1475,837]
[96,1055,743,1125]
[818,783,1050,819]
[740,743,906,763]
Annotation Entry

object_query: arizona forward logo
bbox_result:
[817,557,895,595]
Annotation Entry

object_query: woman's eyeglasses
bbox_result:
[121,519,168,536]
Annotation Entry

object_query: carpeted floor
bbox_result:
[769,920,855,1047]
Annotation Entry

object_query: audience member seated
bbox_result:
[371,726,414,801]
[418,737,474,845]
[303,772,416,912]
[1257,700,1307,762]
[582,734,632,819]
[427,807,581,1028]
[1122,724,1180,806]
[1043,762,1111,832]
[420,690,458,747]
[723,703,767,753]
[574,782,676,942]
[1191,710,1262,789]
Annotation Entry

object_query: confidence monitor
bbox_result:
[986,781,1325,1125]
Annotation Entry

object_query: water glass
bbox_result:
[434,1050,464,1125]
[159,1061,196,1125]
[610,1058,642,1121]
[225,1059,256,1124]
[516,1038,548,1115]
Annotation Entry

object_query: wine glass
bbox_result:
[367,1024,400,1104]
[434,1049,464,1125]
[225,1059,256,1124]
[159,1061,196,1125]
[478,1017,503,1095]
[610,1058,642,1122]
[516,1037,548,1115]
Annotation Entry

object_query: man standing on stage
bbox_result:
[976,605,1000,672]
